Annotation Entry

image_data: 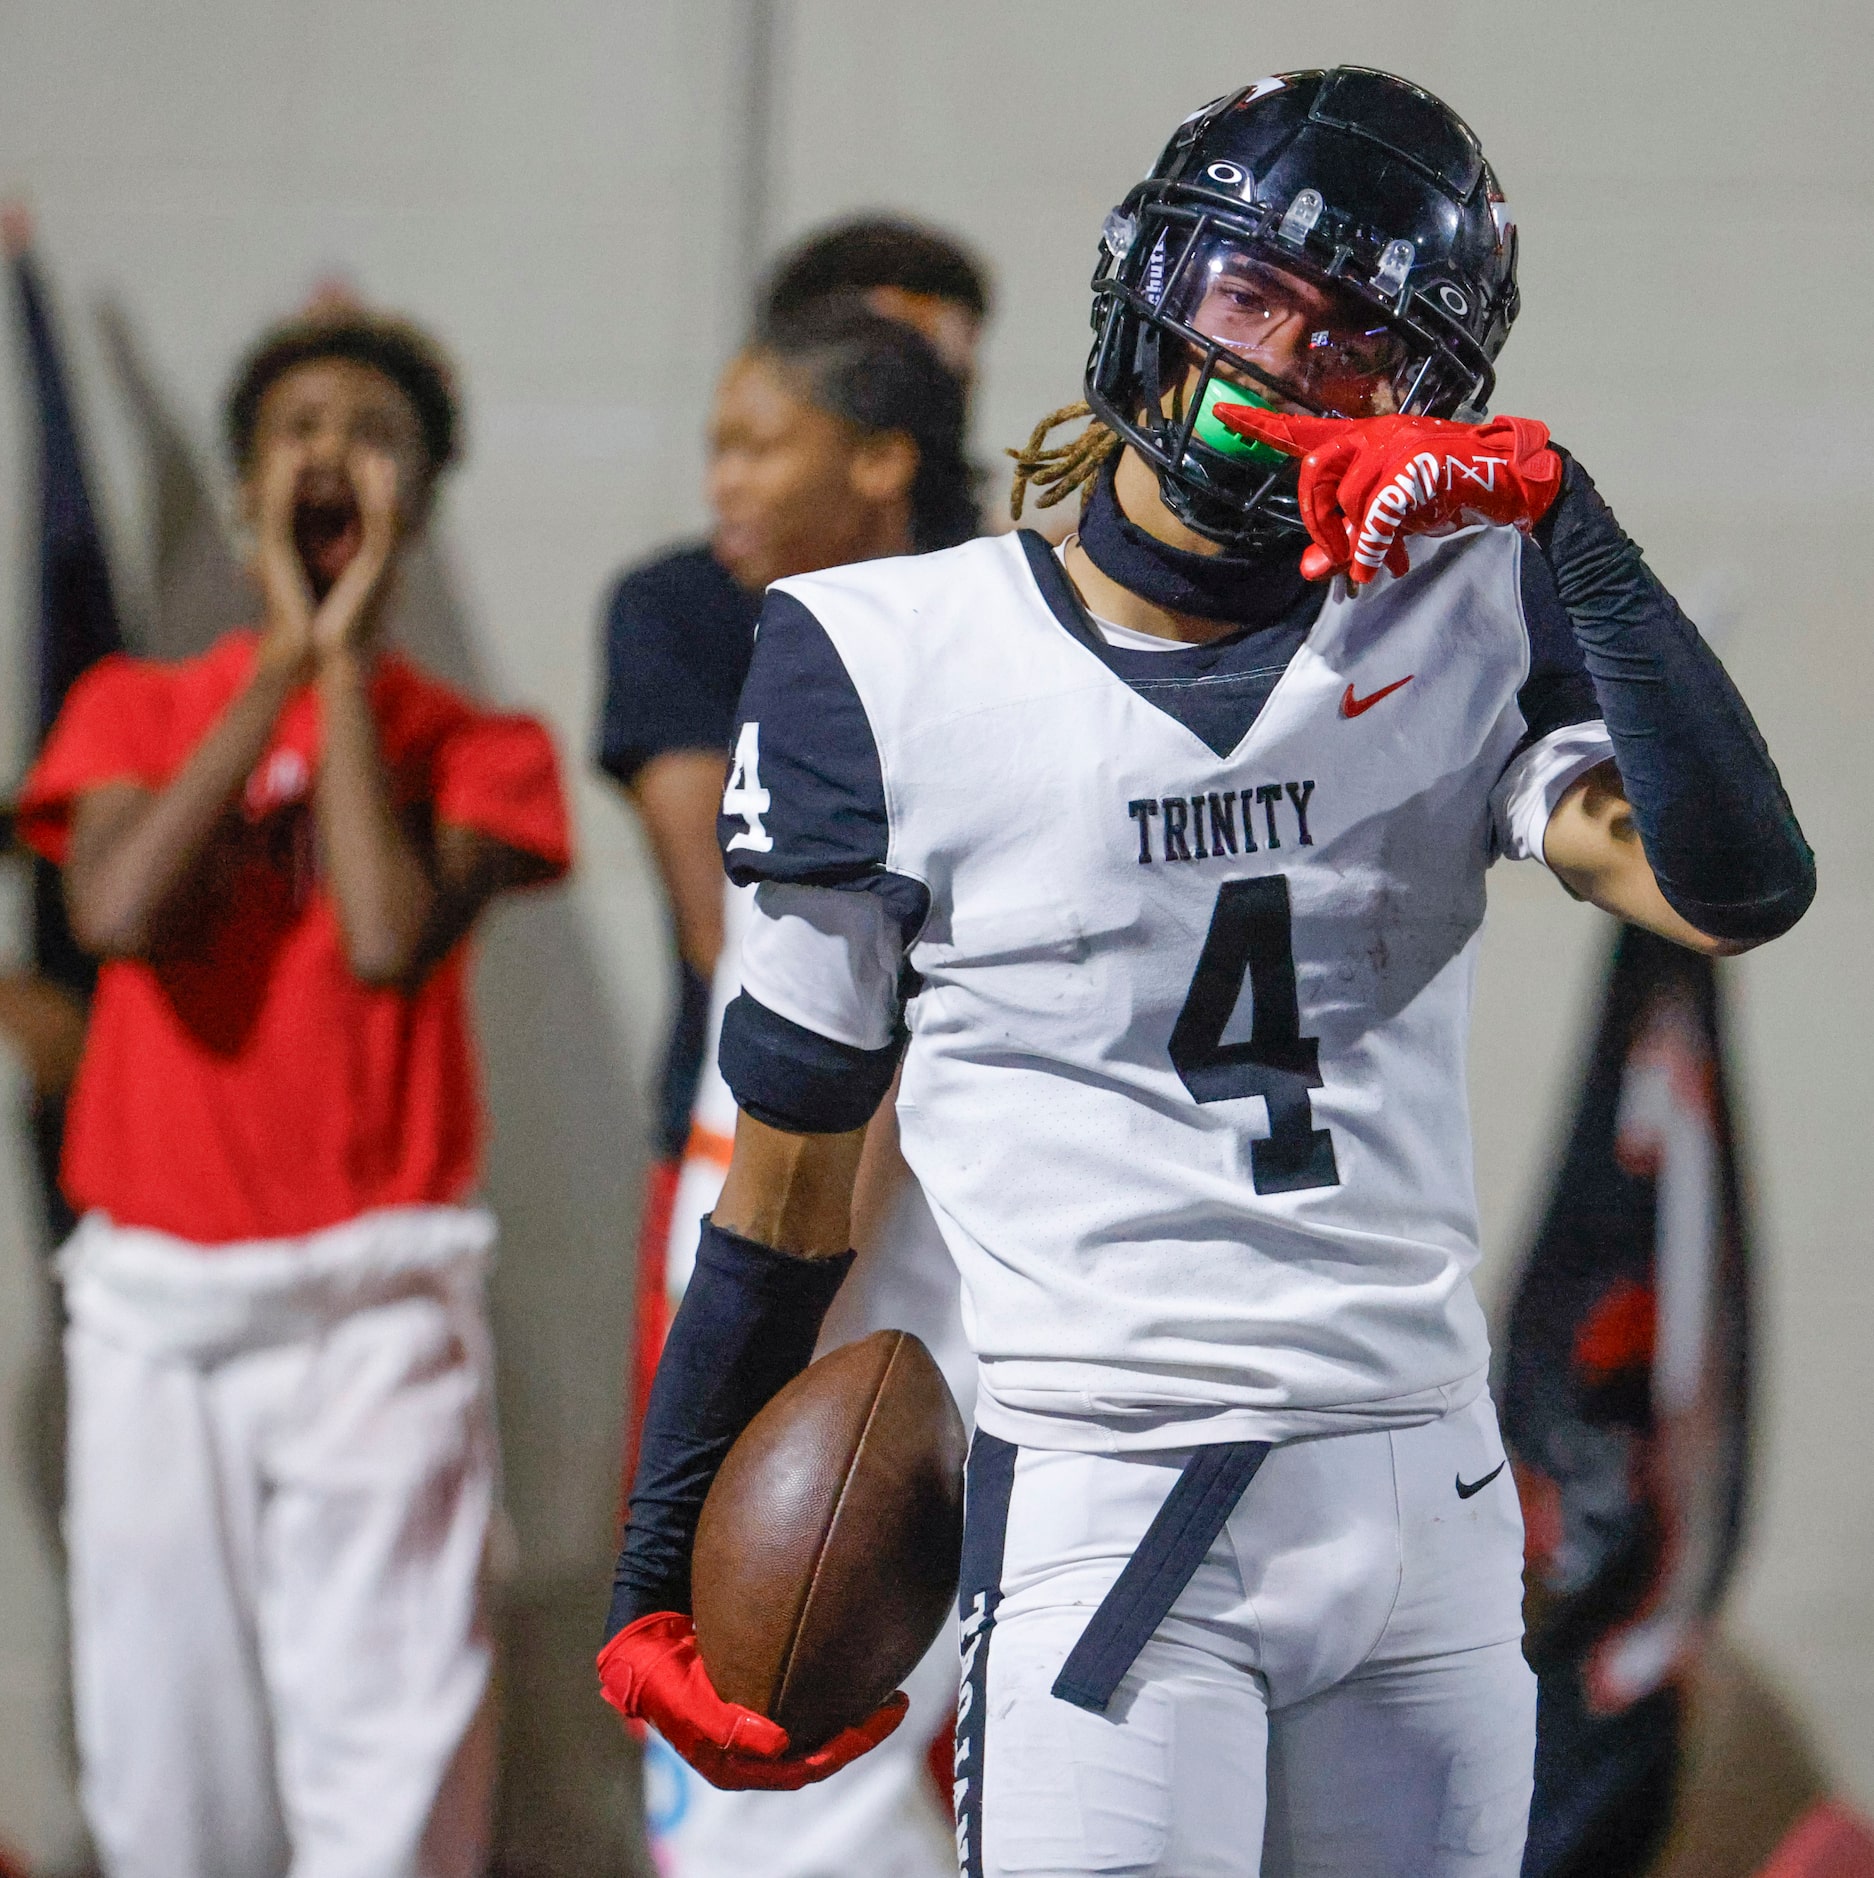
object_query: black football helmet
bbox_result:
[1085,67,1521,546]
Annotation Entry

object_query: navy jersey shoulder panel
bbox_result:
[719,991,904,1134]
[1016,530,1324,759]
[720,589,931,939]
[1017,528,1106,654]
[596,542,761,784]
[1516,525,1603,754]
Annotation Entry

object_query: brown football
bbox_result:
[691,1329,967,1753]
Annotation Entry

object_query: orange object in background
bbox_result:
[621,1154,679,1506]
[1757,1803,1874,1878]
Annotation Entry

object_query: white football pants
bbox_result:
[956,1393,1536,1878]
[642,1619,959,1878]
[58,1208,500,1878]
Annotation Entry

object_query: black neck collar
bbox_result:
[1075,458,1309,628]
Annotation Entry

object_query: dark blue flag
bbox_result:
[1504,925,1752,1878]
[11,237,124,748]
[8,222,127,1231]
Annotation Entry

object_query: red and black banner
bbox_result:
[1503,924,1751,1878]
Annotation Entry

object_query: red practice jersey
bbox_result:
[18,631,572,1244]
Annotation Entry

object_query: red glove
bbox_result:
[1211,405,1562,585]
[597,1612,909,1791]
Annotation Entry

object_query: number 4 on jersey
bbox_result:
[723,720,773,854]
[1169,875,1340,1195]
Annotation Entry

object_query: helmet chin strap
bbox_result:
[1155,468,1307,558]
[1076,457,1310,626]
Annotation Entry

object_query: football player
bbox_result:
[600,68,1814,1877]
[596,219,989,1242]
[630,300,977,1878]
[595,221,991,1531]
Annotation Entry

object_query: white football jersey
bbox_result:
[718,526,1610,1454]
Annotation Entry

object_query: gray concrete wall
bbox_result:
[0,0,1867,1858]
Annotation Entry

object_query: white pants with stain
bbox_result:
[59,1208,499,1878]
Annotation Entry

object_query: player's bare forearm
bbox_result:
[630,750,731,977]
[64,644,303,958]
[1544,761,1747,956]
[714,1110,869,1258]
[313,648,438,984]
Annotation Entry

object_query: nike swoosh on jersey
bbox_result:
[1455,1461,1506,1500]
[1340,675,1416,718]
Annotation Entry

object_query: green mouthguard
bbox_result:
[1192,379,1289,467]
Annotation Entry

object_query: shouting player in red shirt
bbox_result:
[19,308,570,1878]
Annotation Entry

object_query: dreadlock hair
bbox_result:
[763,216,991,324]
[754,297,979,552]
[225,309,461,480]
[1007,402,1120,523]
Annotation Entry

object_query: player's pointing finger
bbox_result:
[1208,401,1340,459]
[1295,431,1363,579]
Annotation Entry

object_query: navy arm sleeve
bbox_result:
[1530,452,1815,944]
[716,591,929,1134]
[1515,532,1602,751]
[607,1220,853,1635]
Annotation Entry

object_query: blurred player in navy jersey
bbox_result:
[601,68,1813,1878]
[595,219,989,1238]
[595,213,988,1878]
[613,299,978,1877]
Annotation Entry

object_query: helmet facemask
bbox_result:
[1087,188,1499,549]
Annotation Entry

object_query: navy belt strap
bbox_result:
[1051,1439,1271,1715]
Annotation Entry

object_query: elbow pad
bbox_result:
[720,991,904,1135]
